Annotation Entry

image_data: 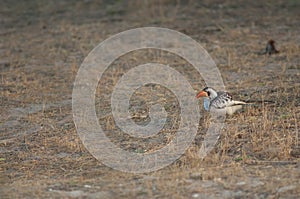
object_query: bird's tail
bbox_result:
[232,100,275,106]
[232,100,247,105]
[244,100,275,104]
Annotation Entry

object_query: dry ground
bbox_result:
[1,1,300,198]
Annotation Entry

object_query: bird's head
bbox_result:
[196,87,218,99]
[268,39,275,45]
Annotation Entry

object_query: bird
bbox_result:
[259,39,279,55]
[196,87,247,115]
[265,39,279,55]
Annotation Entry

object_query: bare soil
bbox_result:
[1,1,299,198]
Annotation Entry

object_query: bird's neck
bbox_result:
[209,90,218,100]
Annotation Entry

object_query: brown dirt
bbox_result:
[1,1,299,198]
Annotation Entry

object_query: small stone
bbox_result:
[277,185,296,193]
[236,181,246,186]
[56,152,69,158]
[189,173,203,180]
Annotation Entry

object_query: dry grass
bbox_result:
[1,0,300,198]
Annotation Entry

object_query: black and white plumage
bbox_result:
[196,87,247,115]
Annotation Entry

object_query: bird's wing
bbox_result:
[210,92,246,109]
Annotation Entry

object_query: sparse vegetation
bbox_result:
[1,0,299,198]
